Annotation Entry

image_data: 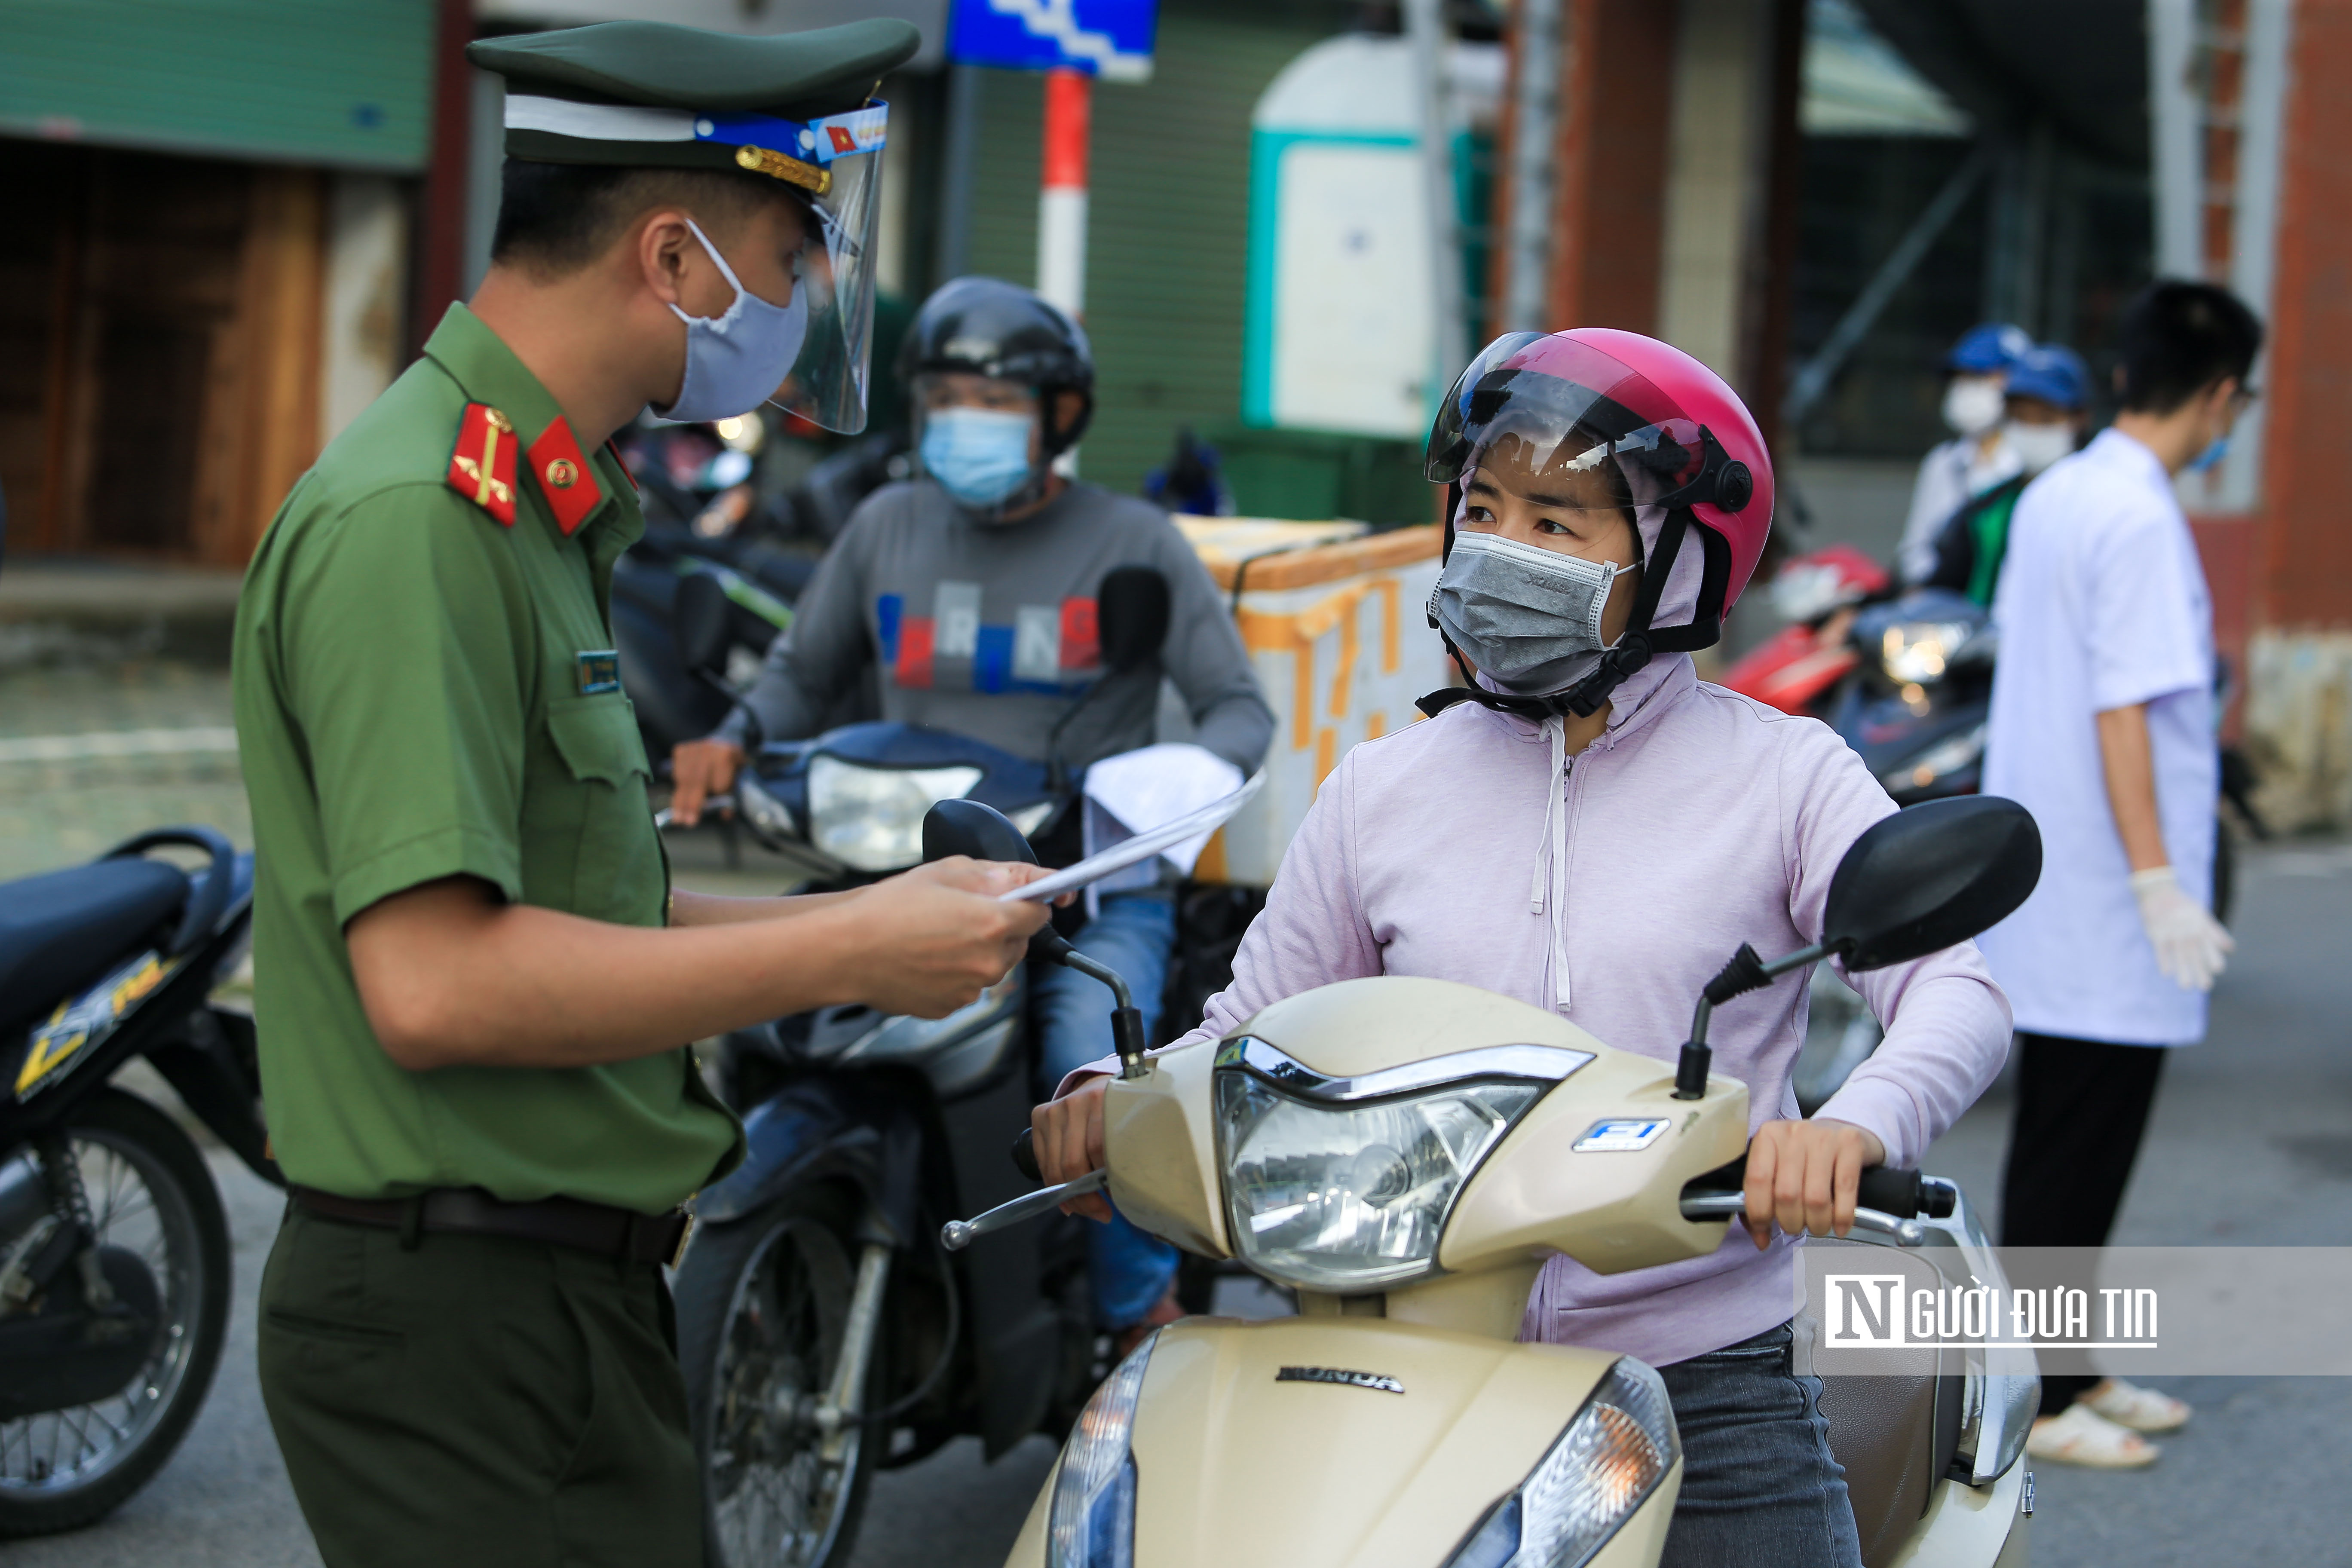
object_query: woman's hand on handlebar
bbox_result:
[1741,1118,1887,1250]
[1032,1078,1112,1222]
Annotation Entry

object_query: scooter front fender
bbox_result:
[1007,1316,1681,1568]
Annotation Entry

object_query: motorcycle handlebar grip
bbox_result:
[1012,1127,1043,1183]
[1855,1166,1923,1219]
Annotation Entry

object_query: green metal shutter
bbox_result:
[964,0,1353,497]
[0,0,436,171]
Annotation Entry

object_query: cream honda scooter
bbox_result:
[933,795,2044,1568]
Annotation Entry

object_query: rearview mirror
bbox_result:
[1097,565,1170,674]
[922,799,1076,971]
[672,573,732,678]
[1825,796,2042,972]
[921,798,1039,867]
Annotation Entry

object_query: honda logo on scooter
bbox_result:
[1276,1366,1406,1394]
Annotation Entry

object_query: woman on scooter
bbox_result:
[1033,330,2014,1567]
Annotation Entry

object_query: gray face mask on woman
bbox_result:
[1427,529,1630,696]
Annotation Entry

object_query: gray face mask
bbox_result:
[1428,529,1629,696]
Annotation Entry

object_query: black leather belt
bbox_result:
[289,1185,694,1268]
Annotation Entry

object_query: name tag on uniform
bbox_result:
[576,649,620,695]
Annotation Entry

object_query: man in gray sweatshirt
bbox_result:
[671,278,1272,1341]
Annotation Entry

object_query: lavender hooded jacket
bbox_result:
[1069,652,2012,1368]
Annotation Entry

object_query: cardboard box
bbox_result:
[1176,520,1456,886]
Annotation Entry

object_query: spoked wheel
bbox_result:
[676,1190,874,1568]
[0,1089,230,1537]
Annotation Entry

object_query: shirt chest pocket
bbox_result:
[539,694,664,923]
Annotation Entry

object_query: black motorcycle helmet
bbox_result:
[897,277,1096,456]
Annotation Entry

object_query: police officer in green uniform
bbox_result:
[230,20,1050,1566]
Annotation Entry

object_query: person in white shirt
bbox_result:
[1896,322,2031,583]
[1978,279,2262,1470]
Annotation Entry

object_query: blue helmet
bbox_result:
[2005,345,2089,410]
[1946,322,2033,374]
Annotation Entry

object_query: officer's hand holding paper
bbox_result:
[1002,744,1261,903]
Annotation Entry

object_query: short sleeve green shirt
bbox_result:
[232,304,741,1211]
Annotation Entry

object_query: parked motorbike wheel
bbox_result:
[677,1187,875,1568]
[0,1088,230,1538]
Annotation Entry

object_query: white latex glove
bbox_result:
[2129,866,2234,991]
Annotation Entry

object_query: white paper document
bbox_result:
[1083,742,1247,878]
[1001,769,1265,903]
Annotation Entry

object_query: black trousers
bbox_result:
[258,1205,703,1568]
[1998,1032,2168,1413]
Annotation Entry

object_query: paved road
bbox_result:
[9,660,2350,1566]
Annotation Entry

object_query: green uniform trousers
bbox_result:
[257,1204,702,1568]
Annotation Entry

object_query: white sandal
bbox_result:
[2082,1377,2191,1433]
[2024,1402,2160,1469]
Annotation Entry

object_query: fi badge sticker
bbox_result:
[576,649,621,696]
[1572,1118,1672,1153]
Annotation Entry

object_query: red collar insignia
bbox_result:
[528,416,605,536]
[446,403,518,525]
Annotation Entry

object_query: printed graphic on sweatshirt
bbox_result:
[879,584,1100,694]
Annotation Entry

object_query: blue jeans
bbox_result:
[1033,890,1180,1330]
[1657,1323,1862,1568]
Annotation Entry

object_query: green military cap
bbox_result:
[469,19,919,195]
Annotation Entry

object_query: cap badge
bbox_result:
[734,144,830,195]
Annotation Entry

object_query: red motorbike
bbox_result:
[1718,544,1889,718]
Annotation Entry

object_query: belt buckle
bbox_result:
[668,1209,698,1270]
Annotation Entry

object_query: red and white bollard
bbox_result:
[1038,66,1090,320]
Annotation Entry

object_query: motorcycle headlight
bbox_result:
[1214,1053,1543,1293]
[1880,620,1974,686]
[1443,1360,1678,1568]
[1047,1329,1158,1568]
[735,771,799,842]
[1879,723,1985,795]
[806,756,983,872]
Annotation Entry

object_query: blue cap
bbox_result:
[2005,345,2089,410]
[1946,323,2033,374]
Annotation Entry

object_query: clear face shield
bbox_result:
[749,102,888,435]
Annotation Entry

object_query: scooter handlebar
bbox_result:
[1675,1190,1929,1247]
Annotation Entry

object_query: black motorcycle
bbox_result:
[665,572,1192,1568]
[0,827,275,1537]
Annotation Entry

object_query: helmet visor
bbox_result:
[765,103,889,435]
[1427,333,1712,508]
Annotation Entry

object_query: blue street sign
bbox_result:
[948,0,1157,82]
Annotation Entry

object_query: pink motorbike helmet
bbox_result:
[1422,328,1776,717]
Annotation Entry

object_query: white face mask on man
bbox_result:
[2005,419,2077,476]
[1941,374,2008,438]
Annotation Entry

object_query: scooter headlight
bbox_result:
[1879,620,1975,686]
[1442,1359,1679,1568]
[1213,1045,1545,1293]
[806,756,983,872]
[1047,1329,1158,1568]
